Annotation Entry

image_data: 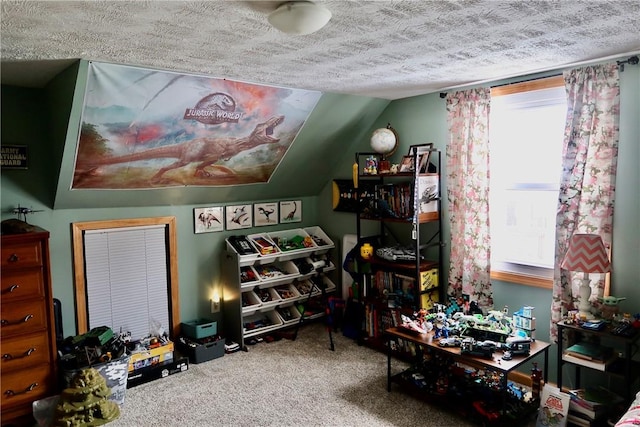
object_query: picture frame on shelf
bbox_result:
[194,207,224,234]
[399,155,414,172]
[279,200,302,223]
[254,202,279,227]
[408,143,433,173]
[225,204,252,230]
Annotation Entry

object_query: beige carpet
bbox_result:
[109,322,492,427]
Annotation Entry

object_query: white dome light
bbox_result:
[268,2,332,35]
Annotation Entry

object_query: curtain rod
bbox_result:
[617,55,639,71]
[439,54,639,99]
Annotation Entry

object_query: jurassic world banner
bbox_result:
[71,62,322,189]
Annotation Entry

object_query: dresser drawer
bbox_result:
[0,299,48,339]
[1,268,45,302]
[1,364,54,410]
[1,332,51,373]
[1,240,43,269]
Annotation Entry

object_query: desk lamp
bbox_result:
[561,234,610,320]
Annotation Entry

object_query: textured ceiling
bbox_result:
[1,0,640,100]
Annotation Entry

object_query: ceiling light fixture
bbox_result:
[268,1,332,35]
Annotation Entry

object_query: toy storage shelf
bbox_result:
[385,326,551,426]
[222,225,336,350]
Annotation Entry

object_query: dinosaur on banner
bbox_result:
[82,115,284,181]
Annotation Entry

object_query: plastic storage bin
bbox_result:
[243,311,283,336]
[276,305,302,325]
[242,291,262,314]
[303,226,335,253]
[181,338,225,364]
[181,318,217,339]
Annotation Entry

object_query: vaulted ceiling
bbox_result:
[2,1,639,100]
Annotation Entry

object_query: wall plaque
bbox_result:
[1,145,28,169]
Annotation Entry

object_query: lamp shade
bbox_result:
[561,234,611,273]
[268,2,332,35]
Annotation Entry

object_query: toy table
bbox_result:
[385,327,551,424]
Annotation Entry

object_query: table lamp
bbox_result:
[561,233,611,320]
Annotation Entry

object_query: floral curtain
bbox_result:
[550,63,620,342]
[445,88,493,311]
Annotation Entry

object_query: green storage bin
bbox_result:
[181,319,217,339]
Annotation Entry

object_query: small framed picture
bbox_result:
[279,200,301,223]
[194,207,224,234]
[225,204,252,230]
[399,155,415,172]
[254,202,279,227]
[409,143,434,173]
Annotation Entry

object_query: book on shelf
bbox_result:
[567,411,594,427]
[566,386,624,422]
[417,175,438,214]
[565,342,613,361]
[562,352,617,371]
[570,387,624,407]
[568,398,605,420]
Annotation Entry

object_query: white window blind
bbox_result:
[84,225,170,341]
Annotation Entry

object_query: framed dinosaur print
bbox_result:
[279,200,301,223]
[254,202,278,227]
[225,204,252,230]
[194,207,224,234]
[72,61,321,189]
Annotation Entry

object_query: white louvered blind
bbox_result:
[84,225,170,341]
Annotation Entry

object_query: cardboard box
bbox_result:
[128,341,174,372]
[62,353,130,406]
[127,356,189,388]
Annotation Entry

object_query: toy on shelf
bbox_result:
[596,295,626,321]
[363,155,378,175]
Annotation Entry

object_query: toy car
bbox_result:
[438,337,462,347]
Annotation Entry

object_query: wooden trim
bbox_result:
[71,216,180,338]
[491,270,552,289]
[491,75,564,97]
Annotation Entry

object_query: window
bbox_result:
[72,217,181,338]
[489,76,566,287]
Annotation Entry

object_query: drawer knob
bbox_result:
[4,382,38,396]
[8,253,19,263]
[3,347,36,360]
[0,314,34,326]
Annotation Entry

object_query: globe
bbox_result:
[370,127,397,156]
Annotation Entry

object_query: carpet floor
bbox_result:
[111,322,534,427]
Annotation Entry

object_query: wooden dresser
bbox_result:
[1,224,58,426]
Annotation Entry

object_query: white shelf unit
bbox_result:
[222,226,336,348]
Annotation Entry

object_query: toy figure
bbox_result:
[433,312,449,339]
[363,155,378,175]
[400,314,428,334]
[360,243,374,260]
[597,295,626,320]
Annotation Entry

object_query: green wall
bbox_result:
[319,64,640,389]
[2,61,638,390]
